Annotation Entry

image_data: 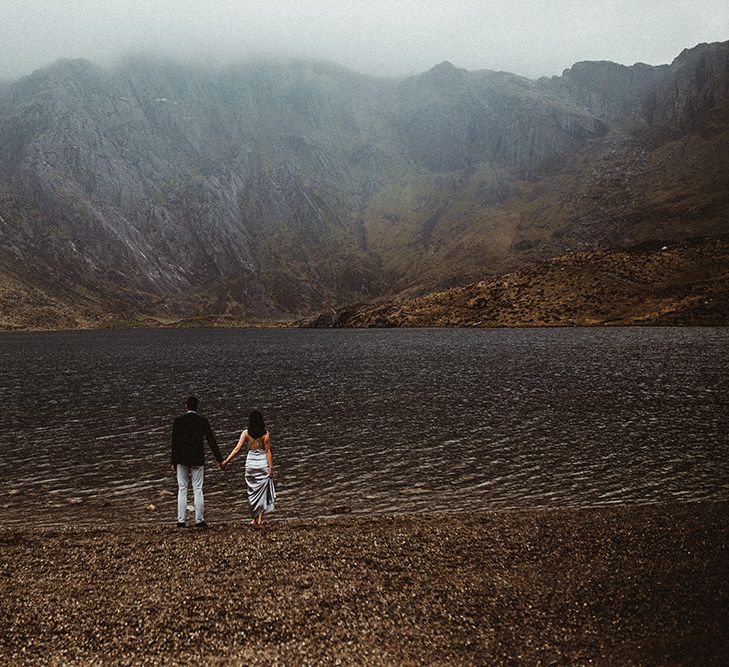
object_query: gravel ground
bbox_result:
[1,502,727,665]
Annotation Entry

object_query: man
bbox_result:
[171,396,223,528]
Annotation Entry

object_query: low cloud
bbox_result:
[1,0,727,80]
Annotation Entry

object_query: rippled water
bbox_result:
[2,327,728,526]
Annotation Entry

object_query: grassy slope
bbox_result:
[361,126,729,295]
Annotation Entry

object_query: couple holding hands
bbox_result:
[171,396,276,529]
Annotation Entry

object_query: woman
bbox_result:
[221,410,276,527]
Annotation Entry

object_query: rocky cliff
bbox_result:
[0,41,727,329]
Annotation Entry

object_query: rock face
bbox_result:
[645,41,729,129]
[396,61,607,178]
[546,60,668,122]
[0,41,728,328]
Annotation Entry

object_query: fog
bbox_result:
[1,0,728,80]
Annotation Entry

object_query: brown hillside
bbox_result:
[302,239,729,327]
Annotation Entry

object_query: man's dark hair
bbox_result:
[185,396,199,412]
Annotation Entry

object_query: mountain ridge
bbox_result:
[0,40,727,329]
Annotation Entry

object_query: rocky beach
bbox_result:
[1,502,727,665]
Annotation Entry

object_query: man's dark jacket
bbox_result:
[171,411,223,466]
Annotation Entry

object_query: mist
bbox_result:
[1,0,728,81]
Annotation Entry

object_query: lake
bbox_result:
[2,327,728,526]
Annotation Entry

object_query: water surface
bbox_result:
[2,327,728,525]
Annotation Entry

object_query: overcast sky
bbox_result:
[1,0,727,80]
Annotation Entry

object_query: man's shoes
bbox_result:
[195,521,209,529]
[177,522,186,528]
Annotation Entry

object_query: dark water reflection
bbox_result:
[2,327,728,526]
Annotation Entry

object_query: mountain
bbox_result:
[0,42,727,329]
[301,238,729,328]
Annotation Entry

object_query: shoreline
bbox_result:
[2,495,725,530]
[2,502,727,665]
[2,322,728,334]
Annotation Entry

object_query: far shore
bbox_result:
[2,502,727,665]
[0,317,295,333]
[2,320,728,334]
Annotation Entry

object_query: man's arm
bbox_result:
[171,416,181,466]
[204,418,223,463]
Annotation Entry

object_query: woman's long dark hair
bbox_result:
[248,409,267,439]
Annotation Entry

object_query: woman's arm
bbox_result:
[221,430,247,468]
[265,433,274,477]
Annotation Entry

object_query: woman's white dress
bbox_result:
[245,439,276,517]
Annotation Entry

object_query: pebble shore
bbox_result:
[1,502,727,665]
